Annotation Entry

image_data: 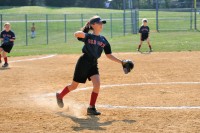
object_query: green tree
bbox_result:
[30,0,37,6]
[110,0,123,9]
[164,0,170,8]
[0,0,28,6]
[75,0,106,8]
[45,0,74,7]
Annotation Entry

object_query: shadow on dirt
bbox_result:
[0,67,10,70]
[56,112,136,131]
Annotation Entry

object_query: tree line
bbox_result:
[0,0,199,9]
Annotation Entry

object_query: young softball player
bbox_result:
[137,18,152,52]
[0,22,15,68]
[56,16,132,115]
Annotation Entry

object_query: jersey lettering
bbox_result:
[2,34,12,38]
[141,28,148,32]
[88,39,106,48]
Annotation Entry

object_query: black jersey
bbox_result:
[139,26,149,38]
[78,33,112,59]
[0,30,15,45]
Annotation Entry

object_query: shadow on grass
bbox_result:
[56,112,136,131]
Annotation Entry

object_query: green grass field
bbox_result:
[0,6,123,14]
[0,6,199,57]
[11,31,200,57]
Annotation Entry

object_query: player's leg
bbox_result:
[2,51,8,67]
[137,40,143,52]
[56,81,79,108]
[56,55,89,108]
[31,32,33,38]
[0,48,2,63]
[87,74,101,115]
[59,81,79,98]
[146,38,152,52]
[33,31,36,38]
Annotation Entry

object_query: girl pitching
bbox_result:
[0,22,15,68]
[56,16,125,115]
[137,18,152,52]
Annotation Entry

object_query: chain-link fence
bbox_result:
[0,8,199,46]
[138,8,200,32]
[0,12,138,46]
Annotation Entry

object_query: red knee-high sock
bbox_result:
[58,86,70,99]
[4,57,7,63]
[0,54,1,61]
[89,92,98,107]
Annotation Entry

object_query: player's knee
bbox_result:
[94,84,100,90]
[68,83,78,91]
[93,83,100,92]
[92,87,100,93]
[2,53,7,58]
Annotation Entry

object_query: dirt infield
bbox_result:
[0,52,200,133]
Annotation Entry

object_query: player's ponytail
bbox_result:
[82,22,93,33]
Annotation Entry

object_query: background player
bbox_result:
[137,18,152,52]
[56,16,132,115]
[31,23,36,38]
[0,22,15,68]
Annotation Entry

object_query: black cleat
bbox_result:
[56,93,64,108]
[2,63,8,68]
[87,107,101,115]
[149,49,153,52]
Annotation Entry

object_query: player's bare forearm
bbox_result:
[10,39,15,42]
[106,54,122,64]
[74,31,85,38]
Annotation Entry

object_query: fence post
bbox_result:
[132,9,138,34]
[123,0,126,36]
[0,14,2,32]
[156,0,159,32]
[64,14,67,43]
[25,14,28,46]
[110,13,113,38]
[123,12,126,36]
[137,9,139,33]
[46,14,48,45]
[131,9,134,34]
[190,8,193,30]
[81,14,84,27]
[194,0,197,30]
[132,10,138,34]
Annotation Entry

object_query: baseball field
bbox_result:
[0,7,200,133]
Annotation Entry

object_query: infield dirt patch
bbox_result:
[0,52,200,133]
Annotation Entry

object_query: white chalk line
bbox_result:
[10,54,57,63]
[43,81,200,96]
[42,81,200,110]
[97,105,200,110]
[72,81,200,92]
